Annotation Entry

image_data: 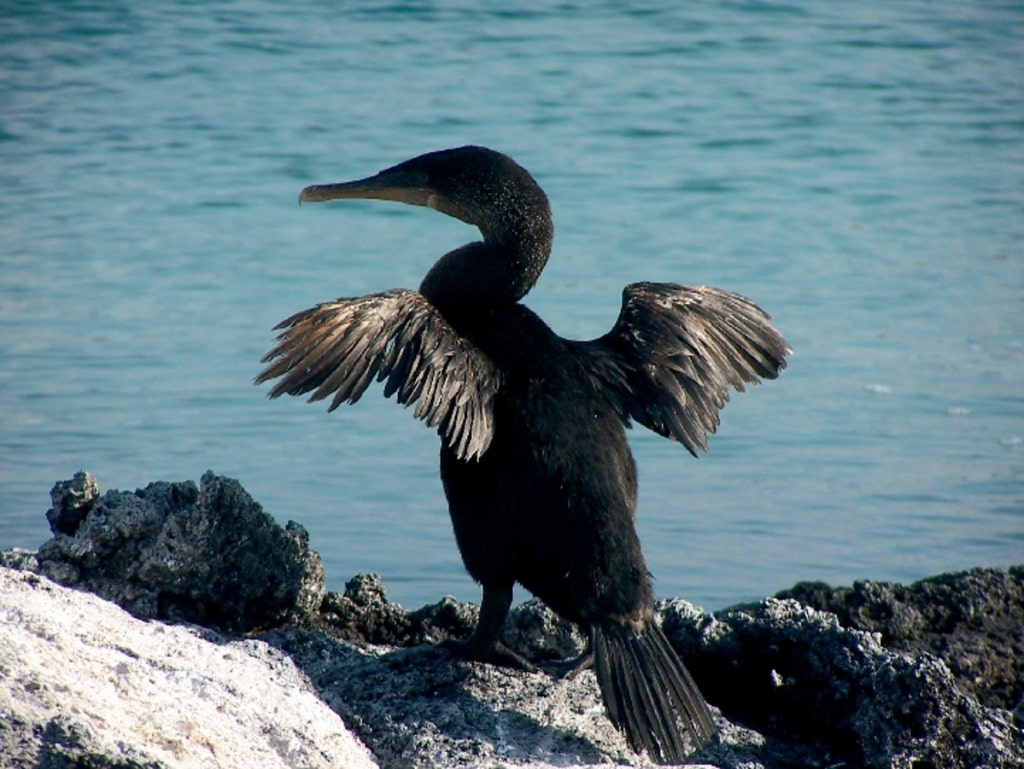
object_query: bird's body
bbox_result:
[437,301,643,627]
[257,146,789,763]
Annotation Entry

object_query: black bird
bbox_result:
[257,146,789,763]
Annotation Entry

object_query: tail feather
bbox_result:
[593,622,716,763]
[646,622,716,743]
[621,628,691,761]
[593,630,647,753]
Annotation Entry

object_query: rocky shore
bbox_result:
[2,471,1021,768]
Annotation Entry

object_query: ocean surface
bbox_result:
[2,2,1022,612]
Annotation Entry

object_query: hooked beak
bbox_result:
[298,172,434,207]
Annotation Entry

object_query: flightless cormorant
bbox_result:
[257,146,789,763]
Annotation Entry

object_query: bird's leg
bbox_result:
[441,584,538,673]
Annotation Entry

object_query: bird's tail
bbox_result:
[592,620,716,763]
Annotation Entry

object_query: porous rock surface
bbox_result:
[2,471,1022,769]
[778,568,1024,712]
[0,566,376,769]
[36,470,324,632]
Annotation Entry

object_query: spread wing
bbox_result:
[595,281,790,456]
[255,289,502,461]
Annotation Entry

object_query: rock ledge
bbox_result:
[1,472,1021,769]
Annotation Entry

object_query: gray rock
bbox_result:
[316,571,586,662]
[32,471,324,633]
[4,473,1022,768]
[778,567,1024,712]
[45,469,100,535]
[0,565,732,769]
[661,596,1024,769]
[293,577,1024,768]
[0,567,376,769]
[265,584,761,768]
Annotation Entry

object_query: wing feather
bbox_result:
[595,282,790,456]
[255,289,502,461]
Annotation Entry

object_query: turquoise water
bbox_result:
[2,2,1022,611]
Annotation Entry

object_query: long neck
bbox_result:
[419,207,553,311]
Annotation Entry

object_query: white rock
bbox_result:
[0,567,377,769]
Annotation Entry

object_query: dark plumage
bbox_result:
[256,146,789,762]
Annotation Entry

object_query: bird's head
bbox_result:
[299,145,551,244]
[299,146,554,305]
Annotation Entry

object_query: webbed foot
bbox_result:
[441,636,538,672]
[539,645,593,679]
